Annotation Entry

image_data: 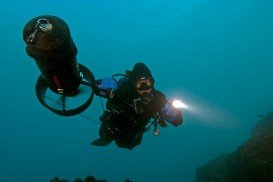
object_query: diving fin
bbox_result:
[91,137,113,146]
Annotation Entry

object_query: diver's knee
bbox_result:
[99,110,112,122]
[99,125,113,139]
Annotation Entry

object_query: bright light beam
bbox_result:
[171,99,189,109]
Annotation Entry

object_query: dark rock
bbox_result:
[196,153,232,182]
[50,175,132,182]
[252,110,273,138]
[50,175,107,182]
[196,110,273,182]
[50,177,69,182]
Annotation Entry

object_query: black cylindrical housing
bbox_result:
[23,15,81,94]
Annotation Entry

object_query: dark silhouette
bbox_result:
[92,62,183,150]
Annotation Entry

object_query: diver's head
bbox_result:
[129,62,154,100]
[135,76,152,96]
[130,62,154,83]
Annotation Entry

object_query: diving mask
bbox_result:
[136,78,152,91]
[135,77,153,100]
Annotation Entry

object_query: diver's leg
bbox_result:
[91,123,114,146]
[114,134,143,150]
[91,111,114,146]
[99,121,114,140]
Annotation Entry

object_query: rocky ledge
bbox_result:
[196,110,273,182]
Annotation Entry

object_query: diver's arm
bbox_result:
[161,102,183,127]
[153,90,183,127]
[169,110,183,126]
[94,77,118,99]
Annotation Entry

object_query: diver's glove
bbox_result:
[161,102,183,126]
[98,77,118,98]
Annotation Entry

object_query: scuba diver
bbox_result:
[92,62,183,150]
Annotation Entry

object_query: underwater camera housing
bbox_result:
[23,15,95,116]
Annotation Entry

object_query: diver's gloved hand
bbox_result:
[98,77,118,98]
[161,102,182,126]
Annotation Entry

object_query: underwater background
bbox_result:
[1,0,273,181]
